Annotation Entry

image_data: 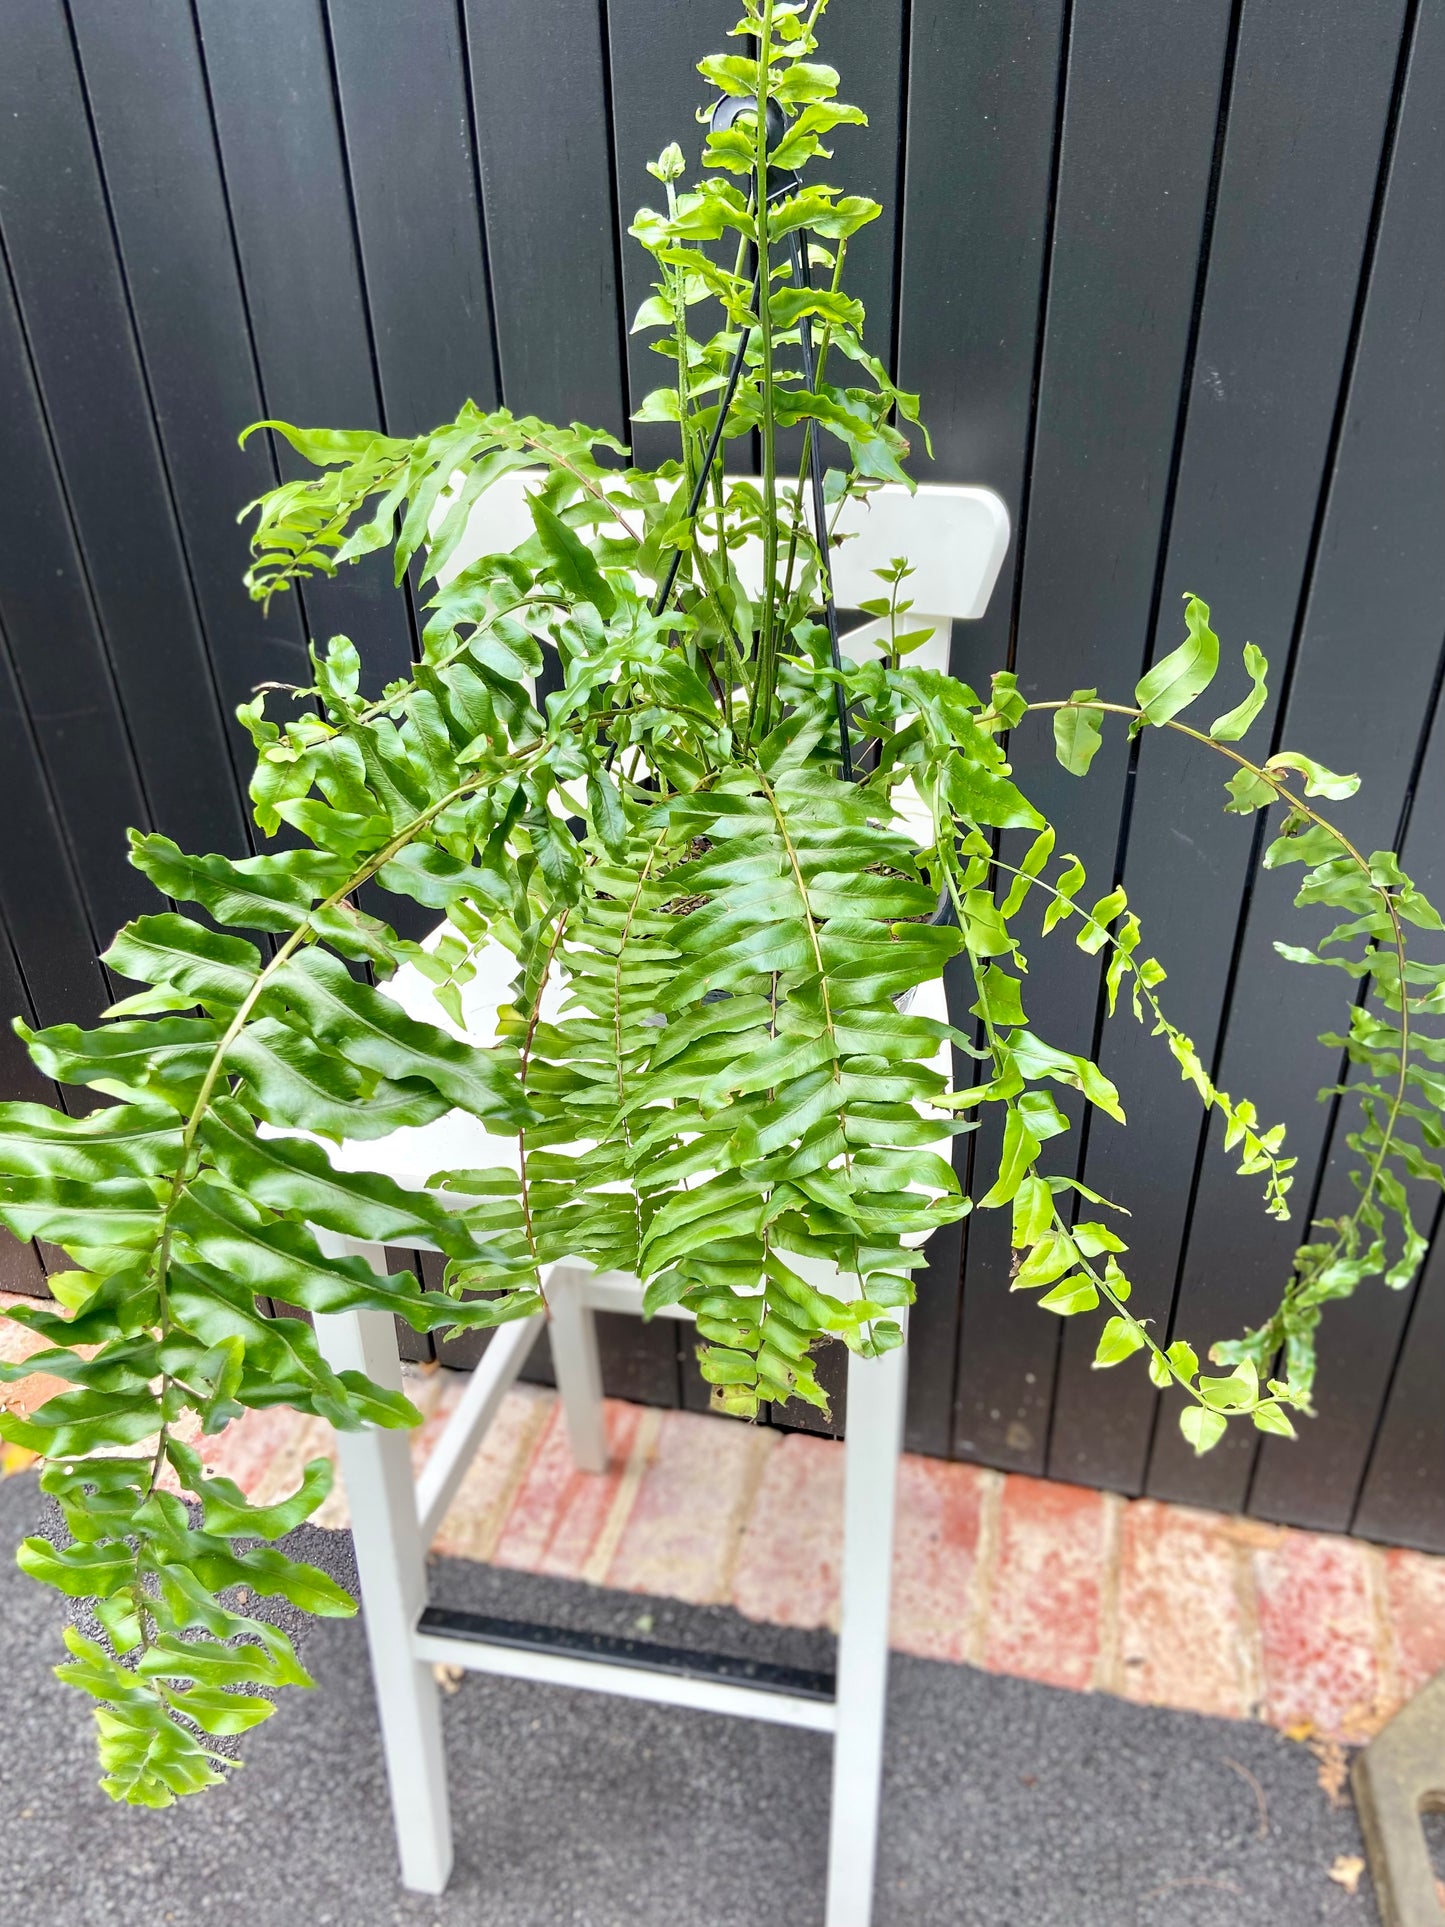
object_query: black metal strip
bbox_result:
[417,1604,836,1702]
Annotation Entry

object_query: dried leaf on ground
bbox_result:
[1327,1854,1365,1896]
[1308,1737,1351,1808]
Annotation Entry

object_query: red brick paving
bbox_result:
[491,1396,643,1581]
[888,1456,989,1663]
[730,1432,844,1630]
[6,1285,1445,1741]
[1115,1500,1254,1720]
[431,1384,553,1563]
[1254,1531,1389,1742]
[605,1407,771,1605]
[1383,1548,1445,1702]
[982,1476,1110,1692]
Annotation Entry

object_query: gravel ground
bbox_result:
[0,1470,1378,1926]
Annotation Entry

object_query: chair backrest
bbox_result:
[435,470,1010,675]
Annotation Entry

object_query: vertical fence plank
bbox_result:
[325,0,499,438]
[195,0,411,694]
[1045,0,1412,1498]
[66,0,309,806]
[601,0,738,468]
[0,628,110,1037]
[804,1,904,372]
[461,0,626,438]
[0,252,153,945]
[1146,2,1440,1515]
[894,0,1067,1454]
[950,0,1234,1474]
[897,0,1065,681]
[0,0,248,877]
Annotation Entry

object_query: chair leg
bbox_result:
[314,1280,454,1894]
[547,1264,609,1473]
[825,1335,907,1927]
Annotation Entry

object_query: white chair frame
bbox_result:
[307,479,1008,1927]
[314,1258,908,1924]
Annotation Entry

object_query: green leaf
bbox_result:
[1209,643,1269,741]
[1134,595,1218,725]
[587,768,629,858]
[1165,1340,1198,1381]
[261,948,529,1124]
[989,670,1027,729]
[224,1018,451,1141]
[971,965,1027,1030]
[161,1686,275,1738]
[1053,691,1104,776]
[1037,1275,1100,1316]
[978,1107,1042,1208]
[103,915,260,1014]
[240,419,403,466]
[1263,751,1360,800]
[1179,1405,1228,1455]
[1093,1315,1146,1367]
[0,1174,162,1251]
[1012,1228,1078,1290]
[128,832,347,932]
[1198,1359,1258,1411]
[18,1016,217,1111]
[18,1537,136,1598]
[1223,768,1277,815]
[1251,1401,1297,1439]
[1001,828,1056,919]
[0,1101,180,1181]
[944,759,1046,830]
[199,1099,476,1254]
[527,495,616,618]
[1042,857,1086,935]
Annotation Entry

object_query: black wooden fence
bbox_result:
[1,0,1441,1548]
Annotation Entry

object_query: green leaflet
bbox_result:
[224,1017,452,1140]
[944,759,1046,829]
[1263,751,1361,800]
[199,1098,480,1256]
[172,1183,403,1309]
[1209,642,1269,741]
[1053,690,1105,775]
[1135,594,1218,725]
[171,1195,514,1342]
[528,494,617,618]
[0,1101,181,1180]
[166,1440,335,1541]
[164,1263,402,1425]
[18,1016,218,1110]
[1180,1406,1227,1455]
[103,915,261,1013]
[261,948,529,1124]
[0,1175,163,1252]
[129,831,348,931]
[3,1384,164,1459]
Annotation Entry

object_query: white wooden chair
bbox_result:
[308,475,1008,1927]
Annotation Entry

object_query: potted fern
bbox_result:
[2,0,1441,1811]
